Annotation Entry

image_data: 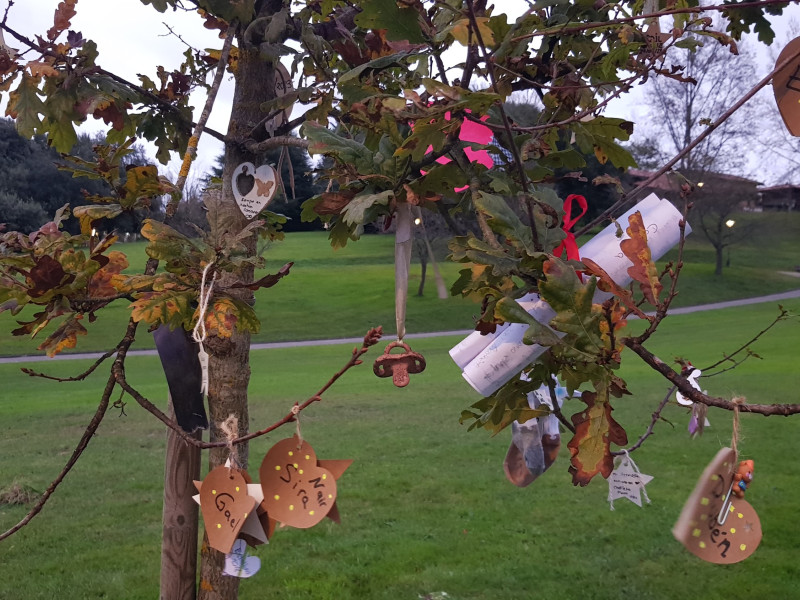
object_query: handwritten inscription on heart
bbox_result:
[199,465,257,554]
[773,36,800,137]
[232,162,278,220]
[260,437,337,529]
[673,447,762,564]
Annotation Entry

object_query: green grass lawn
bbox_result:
[1,299,798,599]
[0,211,798,357]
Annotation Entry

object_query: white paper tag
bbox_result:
[608,456,653,509]
[198,347,209,396]
[224,539,261,578]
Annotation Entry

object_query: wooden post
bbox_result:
[160,398,202,600]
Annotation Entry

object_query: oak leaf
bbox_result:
[131,290,195,329]
[89,251,130,298]
[620,211,662,305]
[567,389,627,486]
[27,255,75,298]
[47,0,77,41]
[581,257,648,320]
[37,314,86,357]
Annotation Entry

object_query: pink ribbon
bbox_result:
[553,194,588,261]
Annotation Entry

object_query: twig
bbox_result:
[625,339,800,416]
[612,387,674,455]
[0,372,114,541]
[701,307,791,373]
[576,43,800,237]
[114,327,384,449]
[168,23,235,216]
[20,347,118,382]
[514,0,794,40]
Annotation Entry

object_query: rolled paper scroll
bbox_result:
[449,193,663,369]
[458,194,690,397]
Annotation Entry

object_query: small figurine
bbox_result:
[732,460,754,498]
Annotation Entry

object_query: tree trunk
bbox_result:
[714,244,724,276]
[197,20,277,600]
[417,250,427,297]
[160,401,201,600]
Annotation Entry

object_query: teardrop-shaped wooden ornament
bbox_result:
[773,37,800,136]
[673,448,761,564]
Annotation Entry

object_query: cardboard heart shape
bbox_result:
[673,447,761,564]
[199,465,257,554]
[773,36,800,137]
[223,539,261,578]
[232,162,278,220]
[260,437,337,529]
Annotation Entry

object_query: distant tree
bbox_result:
[641,30,757,174]
[690,177,756,276]
[0,119,157,234]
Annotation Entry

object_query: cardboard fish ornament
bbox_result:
[673,447,761,564]
[773,36,800,136]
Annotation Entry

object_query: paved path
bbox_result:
[1,289,799,365]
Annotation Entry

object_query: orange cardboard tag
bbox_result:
[260,437,341,529]
[673,448,762,564]
[773,36,800,136]
[199,465,257,554]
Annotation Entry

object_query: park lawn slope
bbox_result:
[0,299,798,599]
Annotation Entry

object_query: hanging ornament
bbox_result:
[503,377,565,487]
[607,451,653,509]
[198,465,257,554]
[673,448,761,563]
[223,539,261,578]
[259,435,352,529]
[374,202,426,386]
[232,162,278,219]
[674,401,761,563]
[773,36,800,136]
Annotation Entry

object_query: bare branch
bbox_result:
[20,348,118,382]
[612,388,674,456]
[577,42,800,236]
[625,338,800,416]
[0,372,114,541]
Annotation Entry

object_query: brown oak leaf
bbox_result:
[567,389,628,486]
[619,211,662,306]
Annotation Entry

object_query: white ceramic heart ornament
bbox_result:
[232,162,278,220]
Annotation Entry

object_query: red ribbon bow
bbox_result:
[553,194,588,261]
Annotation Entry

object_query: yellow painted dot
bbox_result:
[275,465,281,471]
[288,451,294,457]
[293,463,298,469]
[289,505,294,511]
[305,454,310,460]
[729,505,735,513]
[711,474,719,481]
[730,528,736,534]
[699,541,706,549]
[740,544,747,551]
[328,494,333,499]
[322,474,327,480]
[216,524,222,529]
[738,513,744,519]
[235,486,240,492]
[692,529,701,538]
[212,489,217,495]
[274,495,280,501]
[299,469,304,475]
[244,513,248,518]
[700,514,707,520]
[700,497,709,506]
[309,510,315,516]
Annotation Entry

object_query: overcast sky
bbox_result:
[3,1,799,183]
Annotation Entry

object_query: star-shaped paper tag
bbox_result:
[608,454,653,509]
